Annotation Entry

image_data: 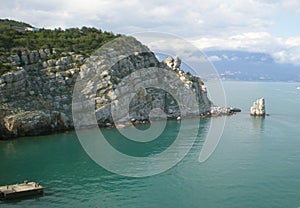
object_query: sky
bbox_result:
[1,0,300,65]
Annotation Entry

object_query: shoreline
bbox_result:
[0,110,238,141]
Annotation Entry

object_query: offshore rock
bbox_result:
[250,98,266,116]
[210,106,231,116]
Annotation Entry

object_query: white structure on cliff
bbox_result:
[250,98,266,116]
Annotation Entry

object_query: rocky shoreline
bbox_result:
[0,36,235,139]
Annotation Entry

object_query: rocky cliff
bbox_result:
[0,36,221,139]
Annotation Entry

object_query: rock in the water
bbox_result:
[250,98,266,116]
[210,106,231,116]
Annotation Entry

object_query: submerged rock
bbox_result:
[250,98,266,116]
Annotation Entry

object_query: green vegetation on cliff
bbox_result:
[0,19,32,28]
[0,19,120,75]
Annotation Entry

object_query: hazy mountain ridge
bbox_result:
[205,50,300,82]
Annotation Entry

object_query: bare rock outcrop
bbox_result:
[163,56,181,70]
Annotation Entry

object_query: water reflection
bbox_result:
[2,141,17,155]
[250,116,265,133]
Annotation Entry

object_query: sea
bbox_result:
[1,81,300,208]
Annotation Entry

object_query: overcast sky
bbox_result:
[1,0,300,65]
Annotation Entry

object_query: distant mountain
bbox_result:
[204,50,300,82]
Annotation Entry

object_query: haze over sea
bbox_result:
[1,81,300,208]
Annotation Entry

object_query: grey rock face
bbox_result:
[2,111,70,137]
[8,48,56,67]
[0,48,81,138]
[0,36,216,139]
[74,37,213,128]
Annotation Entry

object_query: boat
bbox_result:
[0,180,43,200]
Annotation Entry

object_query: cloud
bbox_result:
[207,56,222,62]
[0,0,300,65]
[0,0,287,35]
[191,32,300,65]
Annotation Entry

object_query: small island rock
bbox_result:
[250,98,266,116]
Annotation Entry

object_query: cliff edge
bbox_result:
[0,36,223,139]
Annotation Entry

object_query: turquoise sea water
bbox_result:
[1,81,300,208]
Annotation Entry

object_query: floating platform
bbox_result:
[0,181,43,200]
